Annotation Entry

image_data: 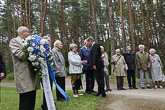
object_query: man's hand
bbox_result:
[93,66,97,70]
[147,65,150,69]
[55,73,60,77]
[82,60,87,65]
[0,73,5,82]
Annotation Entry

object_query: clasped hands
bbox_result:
[82,60,87,65]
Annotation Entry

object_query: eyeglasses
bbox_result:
[23,30,30,33]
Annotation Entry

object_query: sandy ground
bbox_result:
[2,76,165,110]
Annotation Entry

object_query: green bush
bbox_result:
[3,72,15,82]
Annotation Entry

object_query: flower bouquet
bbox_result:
[23,35,54,87]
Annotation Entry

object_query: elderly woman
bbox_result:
[68,43,86,97]
[149,48,163,88]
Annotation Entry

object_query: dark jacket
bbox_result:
[123,51,136,70]
[89,43,104,70]
[79,46,91,71]
[0,52,6,76]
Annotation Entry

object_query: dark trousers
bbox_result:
[127,70,136,88]
[55,77,65,100]
[42,77,53,109]
[85,70,95,92]
[116,76,124,89]
[19,90,36,110]
[93,69,105,94]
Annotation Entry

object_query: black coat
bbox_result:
[0,52,6,76]
[123,51,136,70]
[89,43,104,70]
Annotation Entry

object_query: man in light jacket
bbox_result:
[52,40,67,101]
[111,49,128,90]
[9,26,36,110]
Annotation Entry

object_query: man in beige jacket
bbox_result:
[111,49,128,90]
[9,26,36,110]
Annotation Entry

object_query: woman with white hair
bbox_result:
[149,48,163,88]
[68,43,86,97]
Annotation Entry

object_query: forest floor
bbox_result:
[2,76,165,110]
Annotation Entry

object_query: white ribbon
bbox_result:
[42,63,56,110]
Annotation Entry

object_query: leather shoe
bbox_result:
[121,88,126,90]
[133,87,138,89]
[86,91,91,94]
[95,93,100,96]
[90,90,97,93]
[129,87,132,89]
[57,99,65,101]
[147,86,151,89]
[141,87,145,89]
[96,94,106,97]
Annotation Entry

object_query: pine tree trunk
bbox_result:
[140,0,148,48]
[91,0,98,42]
[16,0,19,27]
[119,0,125,52]
[88,0,93,36]
[107,0,115,56]
[29,0,31,32]
[12,0,16,38]
[146,0,150,48]
[25,0,28,27]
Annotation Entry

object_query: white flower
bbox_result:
[23,42,28,47]
[25,35,32,41]
[34,69,37,71]
[40,45,46,53]
[28,55,37,61]
[38,57,44,62]
[32,62,39,66]
[40,39,48,45]
[27,47,34,52]
[32,43,35,47]
[32,37,35,40]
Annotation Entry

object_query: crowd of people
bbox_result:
[0,26,164,110]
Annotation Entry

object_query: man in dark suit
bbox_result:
[79,39,95,94]
[123,46,138,89]
[0,52,6,82]
[87,36,106,97]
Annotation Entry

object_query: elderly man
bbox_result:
[111,49,128,90]
[0,52,6,82]
[87,36,106,97]
[52,40,67,101]
[9,26,36,110]
[79,39,95,94]
[136,44,151,89]
[100,46,112,92]
[123,46,138,89]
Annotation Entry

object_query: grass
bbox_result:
[0,87,104,110]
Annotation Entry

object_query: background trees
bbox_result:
[0,0,165,73]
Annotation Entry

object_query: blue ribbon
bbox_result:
[46,59,69,104]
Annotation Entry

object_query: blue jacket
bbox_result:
[79,46,91,71]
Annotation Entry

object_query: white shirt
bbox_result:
[92,42,95,47]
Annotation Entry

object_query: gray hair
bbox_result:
[149,48,156,53]
[54,40,61,47]
[43,36,51,41]
[70,43,77,51]
[115,49,120,52]
[17,26,28,35]
[84,39,88,44]
[87,36,95,42]
[100,46,104,49]
[139,44,145,49]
